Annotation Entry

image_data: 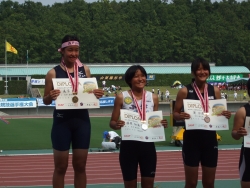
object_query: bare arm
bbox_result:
[110,93,125,130]
[43,69,60,105]
[173,87,190,120]
[232,107,247,140]
[84,65,91,78]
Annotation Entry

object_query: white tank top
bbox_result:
[122,91,154,113]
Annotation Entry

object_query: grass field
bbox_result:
[0,116,242,150]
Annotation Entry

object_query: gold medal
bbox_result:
[72,96,78,103]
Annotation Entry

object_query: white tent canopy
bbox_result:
[226,78,249,84]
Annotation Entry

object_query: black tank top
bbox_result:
[53,65,89,119]
[185,83,216,136]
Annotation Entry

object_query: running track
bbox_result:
[0,150,240,187]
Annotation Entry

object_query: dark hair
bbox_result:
[61,35,80,45]
[125,65,147,88]
[191,57,211,76]
[247,79,250,96]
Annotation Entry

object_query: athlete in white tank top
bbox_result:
[122,91,154,113]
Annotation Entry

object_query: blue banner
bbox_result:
[147,75,155,80]
[0,98,37,108]
[36,97,115,107]
[37,98,56,107]
[99,97,115,107]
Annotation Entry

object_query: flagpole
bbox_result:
[4,40,8,95]
[26,50,28,77]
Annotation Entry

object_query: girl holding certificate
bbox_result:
[232,79,250,188]
[173,58,231,188]
[110,65,167,188]
[43,35,103,188]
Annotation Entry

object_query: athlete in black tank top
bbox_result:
[232,79,250,187]
[43,35,104,188]
[174,58,231,188]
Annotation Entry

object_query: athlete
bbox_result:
[173,58,231,188]
[43,35,103,188]
[232,79,250,188]
[110,65,167,188]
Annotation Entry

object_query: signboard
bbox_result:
[96,75,124,81]
[0,98,37,108]
[147,75,155,80]
[207,74,243,82]
[31,79,45,85]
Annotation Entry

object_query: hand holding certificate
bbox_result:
[120,109,166,142]
[183,99,229,130]
[244,117,250,148]
[52,78,100,109]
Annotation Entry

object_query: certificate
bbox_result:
[244,117,250,148]
[120,109,165,142]
[52,78,100,109]
[183,99,229,131]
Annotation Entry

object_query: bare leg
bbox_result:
[202,166,216,188]
[52,149,69,188]
[241,181,250,188]
[141,177,154,188]
[184,165,199,188]
[124,179,137,188]
[72,149,88,188]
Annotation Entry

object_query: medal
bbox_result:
[61,60,79,103]
[141,121,148,131]
[204,115,210,123]
[193,82,210,123]
[72,95,78,103]
[131,90,147,130]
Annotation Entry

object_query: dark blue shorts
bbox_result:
[119,141,156,181]
[239,146,250,182]
[51,117,91,151]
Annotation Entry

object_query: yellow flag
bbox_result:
[6,41,18,54]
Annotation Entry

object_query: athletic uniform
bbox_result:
[119,91,156,181]
[51,65,91,151]
[182,84,218,167]
[239,103,250,182]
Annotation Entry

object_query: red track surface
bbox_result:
[0,150,240,187]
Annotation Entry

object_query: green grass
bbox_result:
[0,116,242,150]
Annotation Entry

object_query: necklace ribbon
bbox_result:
[193,82,209,115]
[61,59,79,94]
[131,90,146,121]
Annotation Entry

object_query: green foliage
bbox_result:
[8,80,27,94]
[0,0,250,68]
[0,81,4,95]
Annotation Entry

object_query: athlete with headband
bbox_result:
[43,35,103,188]
[110,65,167,188]
[173,57,231,188]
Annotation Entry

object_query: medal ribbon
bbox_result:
[131,90,146,121]
[61,59,79,94]
[193,82,209,115]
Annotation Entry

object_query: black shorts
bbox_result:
[119,141,156,181]
[239,146,250,181]
[182,130,218,167]
[51,117,91,151]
